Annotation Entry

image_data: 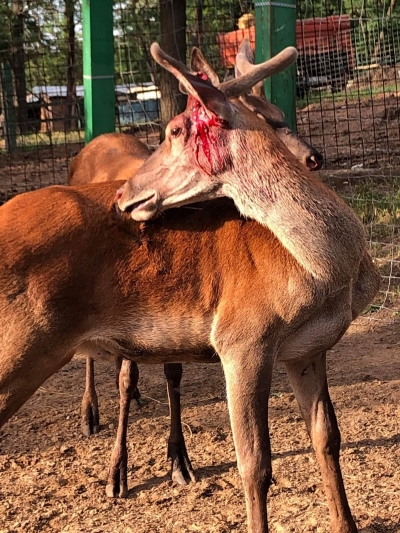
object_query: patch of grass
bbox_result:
[296,82,399,109]
[0,130,85,153]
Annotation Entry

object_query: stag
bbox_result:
[70,40,324,495]
[115,43,381,533]
[0,44,379,533]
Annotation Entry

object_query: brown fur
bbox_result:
[68,133,151,185]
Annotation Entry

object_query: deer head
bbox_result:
[234,39,323,171]
[117,42,301,221]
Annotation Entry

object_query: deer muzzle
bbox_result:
[116,185,159,221]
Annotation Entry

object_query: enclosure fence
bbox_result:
[1,0,400,318]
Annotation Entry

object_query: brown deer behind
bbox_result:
[68,133,151,185]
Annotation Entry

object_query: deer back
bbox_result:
[0,182,316,352]
[68,133,151,186]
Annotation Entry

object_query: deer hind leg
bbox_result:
[115,356,144,407]
[106,358,139,498]
[284,352,357,533]
[219,349,274,533]
[0,342,74,429]
[81,356,100,436]
[164,363,195,485]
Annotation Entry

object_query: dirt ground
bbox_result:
[0,315,399,533]
[297,90,400,170]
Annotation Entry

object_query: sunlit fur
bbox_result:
[68,133,151,185]
[221,102,365,286]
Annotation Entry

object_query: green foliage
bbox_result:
[0,4,12,58]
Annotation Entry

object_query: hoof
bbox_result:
[169,443,196,485]
[133,388,146,408]
[81,421,100,437]
[105,482,128,498]
[81,404,100,436]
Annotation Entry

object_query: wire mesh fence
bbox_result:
[1,0,400,317]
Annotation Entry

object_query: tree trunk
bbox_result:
[11,0,28,135]
[65,0,77,130]
[195,0,203,47]
[159,0,186,141]
[371,0,397,63]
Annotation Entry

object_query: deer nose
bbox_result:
[306,151,324,171]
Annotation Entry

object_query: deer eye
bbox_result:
[171,127,182,138]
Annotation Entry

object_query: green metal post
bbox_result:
[255,0,297,130]
[0,63,17,153]
[82,0,115,144]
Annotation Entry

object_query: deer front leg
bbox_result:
[106,359,139,498]
[220,352,273,533]
[81,356,100,436]
[164,363,195,485]
[284,352,357,533]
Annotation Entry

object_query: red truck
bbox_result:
[217,15,355,96]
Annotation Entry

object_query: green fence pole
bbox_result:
[255,0,297,130]
[82,0,115,144]
[0,63,17,153]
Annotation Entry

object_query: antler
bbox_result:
[234,38,265,98]
[151,41,298,100]
[150,41,298,122]
[219,44,298,97]
[150,42,211,108]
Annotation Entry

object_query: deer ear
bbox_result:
[178,48,220,94]
[241,94,286,122]
[190,47,220,87]
[186,74,235,123]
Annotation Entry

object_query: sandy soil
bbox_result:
[0,315,399,533]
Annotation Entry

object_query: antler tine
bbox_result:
[235,38,265,98]
[220,46,298,98]
[235,38,255,75]
[150,42,203,103]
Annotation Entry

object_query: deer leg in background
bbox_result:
[284,352,358,533]
[81,356,100,436]
[220,348,273,533]
[115,356,144,407]
[164,363,195,485]
[106,359,139,498]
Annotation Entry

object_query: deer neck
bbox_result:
[224,131,365,288]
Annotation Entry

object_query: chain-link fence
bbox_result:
[1,1,400,316]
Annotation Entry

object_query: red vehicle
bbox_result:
[217,15,355,95]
